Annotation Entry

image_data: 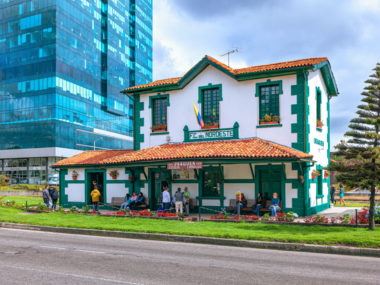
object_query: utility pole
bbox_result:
[220,48,238,67]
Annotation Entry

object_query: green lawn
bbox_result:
[0,196,43,206]
[334,203,370,208]
[0,207,379,248]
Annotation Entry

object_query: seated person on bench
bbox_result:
[131,192,145,209]
[235,193,247,214]
[269,192,280,217]
[253,192,265,216]
[120,193,131,210]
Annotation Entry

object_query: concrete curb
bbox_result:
[1,222,379,258]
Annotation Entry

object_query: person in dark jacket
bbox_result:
[49,187,59,211]
[254,192,265,216]
[330,185,336,205]
[132,192,145,209]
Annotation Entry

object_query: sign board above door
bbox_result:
[167,161,203,170]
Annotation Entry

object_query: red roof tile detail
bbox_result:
[53,149,133,167]
[124,56,328,92]
[53,138,312,167]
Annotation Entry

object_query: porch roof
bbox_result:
[53,138,312,168]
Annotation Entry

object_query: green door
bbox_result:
[151,170,171,210]
[260,170,281,201]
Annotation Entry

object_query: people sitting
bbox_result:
[235,193,247,214]
[269,192,280,216]
[133,192,145,209]
[120,193,131,210]
[128,192,138,209]
[253,192,265,216]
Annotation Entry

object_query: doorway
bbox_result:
[150,169,171,210]
[259,169,282,202]
[87,171,105,205]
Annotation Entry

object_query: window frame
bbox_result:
[198,83,222,129]
[316,87,322,130]
[149,94,170,133]
[255,79,283,126]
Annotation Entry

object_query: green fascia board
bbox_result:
[53,157,311,170]
[256,124,283,128]
[150,131,169,136]
[312,61,339,96]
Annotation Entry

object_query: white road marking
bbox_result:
[0,263,143,285]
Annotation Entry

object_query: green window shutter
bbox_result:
[316,88,322,121]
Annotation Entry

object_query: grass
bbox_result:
[0,207,379,248]
[0,184,43,191]
[0,196,43,206]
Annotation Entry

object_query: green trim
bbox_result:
[134,94,144,151]
[313,62,339,96]
[59,169,68,206]
[316,128,322,132]
[150,131,169,136]
[148,93,170,108]
[255,79,283,97]
[199,166,224,207]
[314,138,324,146]
[85,169,107,206]
[316,194,324,198]
[184,122,239,142]
[256,124,282,128]
[198,83,223,103]
[224,179,255,183]
[172,180,198,184]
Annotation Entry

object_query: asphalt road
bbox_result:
[0,228,379,285]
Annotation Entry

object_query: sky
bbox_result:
[152,0,380,149]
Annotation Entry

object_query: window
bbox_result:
[202,88,219,128]
[152,98,167,132]
[202,169,222,197]
[259,84,280,124]
[317,167,323,196]
[316,87,322,129]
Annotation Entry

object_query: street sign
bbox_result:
[167,161,203,170]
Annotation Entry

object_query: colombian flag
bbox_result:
[192,102,204,127]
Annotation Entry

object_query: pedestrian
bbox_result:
[183,187,191,216]
[339,183,345,206]
[330,185,336,205]
[174,188,183,215]
[49,187,59,211]
[91,187,101,213]
[162,186,171,212]
[43,185,51,208]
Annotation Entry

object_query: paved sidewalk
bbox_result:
[314,207,362,218]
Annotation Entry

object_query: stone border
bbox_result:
[0,222,379,258]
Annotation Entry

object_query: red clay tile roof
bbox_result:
[124,56,328,92]
[53,138,312,167]
[53,149,133,167]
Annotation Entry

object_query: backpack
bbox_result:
[43,190,49,199]
[51,190,59,200]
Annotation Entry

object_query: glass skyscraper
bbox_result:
[0,0,152,184]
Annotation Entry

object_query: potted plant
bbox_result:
[260,114,280,125]
[151,123,167,132]
[324,170,330,179]
[316,119,323,129]
[311,169,320,179]
[109,170,119,180]
[202,121,219,129]
[72,170,79,180]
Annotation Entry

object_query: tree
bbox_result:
[330,63,380,230]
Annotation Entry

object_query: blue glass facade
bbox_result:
[0,0,152,184]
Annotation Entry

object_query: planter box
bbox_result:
[260,121,279,125]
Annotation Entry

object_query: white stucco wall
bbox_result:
[139,65,298,148]
[65,168,85,181]
[106,184,129,203]
[224,164,252,179]
[66,183,85,202]
[224,183,255,201]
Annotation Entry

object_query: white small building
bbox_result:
[54,55,338,216]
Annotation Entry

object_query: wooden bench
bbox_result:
[136,197,149,209]
[227,199,256,213]
[260,200,282,214]
[110,197,125,207]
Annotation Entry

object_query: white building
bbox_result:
[54,56,338,216]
